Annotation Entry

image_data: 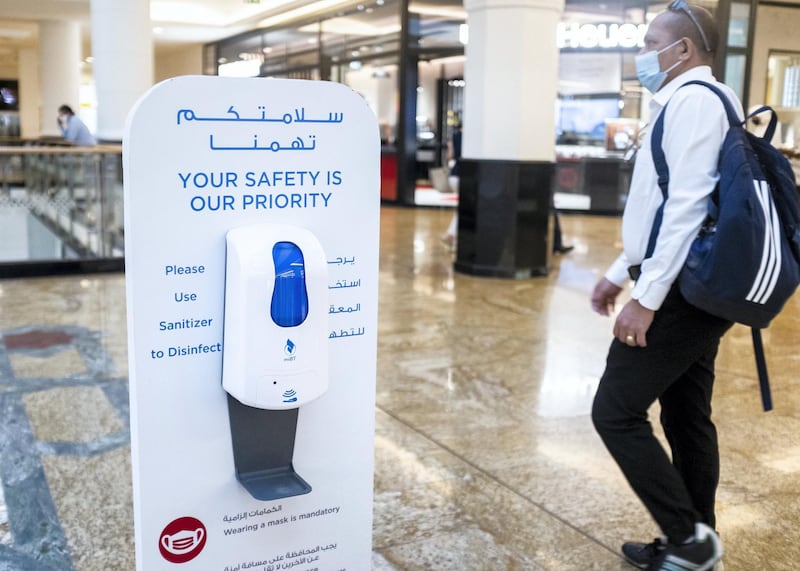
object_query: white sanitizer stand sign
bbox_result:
[123,76,379,571]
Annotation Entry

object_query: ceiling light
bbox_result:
[0,28,33,40]
[298,17,400,37]
[219,59,261,77]
[257,0,353,29]
[409,4,466,20]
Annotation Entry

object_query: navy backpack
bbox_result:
[648,80,800,411]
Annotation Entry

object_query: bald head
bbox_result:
[654,4,718,64]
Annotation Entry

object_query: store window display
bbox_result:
[764,51,800,183]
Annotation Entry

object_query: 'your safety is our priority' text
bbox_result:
[178,170,343,212]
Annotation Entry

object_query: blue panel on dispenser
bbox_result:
[270,241,309,327]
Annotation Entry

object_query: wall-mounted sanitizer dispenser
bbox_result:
[222,224,328,501]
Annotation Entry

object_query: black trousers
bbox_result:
[592,286,732,544]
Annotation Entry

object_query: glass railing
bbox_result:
[0,141,124,277]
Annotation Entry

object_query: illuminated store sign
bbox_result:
[557,23,647,49]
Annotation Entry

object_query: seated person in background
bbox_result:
[58,104,95,146]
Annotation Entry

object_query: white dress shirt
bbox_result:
[605,66,744,310]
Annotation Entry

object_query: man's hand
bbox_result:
[613,299,654,347]
[591,278,623,316]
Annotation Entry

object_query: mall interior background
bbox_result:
[2,0,800,277]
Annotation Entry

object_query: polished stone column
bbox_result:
[39,21,81,138]
[18,48,40,139]
[457,0,564,278]
[90,0,153,142]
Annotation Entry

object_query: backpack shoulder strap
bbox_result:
[681,80,742,127]
[752,328,774,411]
[647,80,740,257]
[689,81,779,140]
[647,107,670,258]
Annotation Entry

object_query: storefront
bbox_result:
[205,0,762,211]
[751,1,800,181]
[553,0,760,213]
[207,0,466,207]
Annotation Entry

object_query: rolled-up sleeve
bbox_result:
[605,253,633,287]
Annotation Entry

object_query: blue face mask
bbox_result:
[635,39,683,93]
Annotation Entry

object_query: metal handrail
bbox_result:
[0,143,124,276]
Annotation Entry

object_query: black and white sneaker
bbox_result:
[622,536,667,568]
[646,523,723,571]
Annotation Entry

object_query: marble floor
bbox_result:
[1,207,799,570]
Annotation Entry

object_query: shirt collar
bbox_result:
[651,65,714,109]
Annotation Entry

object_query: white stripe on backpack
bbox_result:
[746,180,782,305]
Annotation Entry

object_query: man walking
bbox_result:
[590,3,742,570]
